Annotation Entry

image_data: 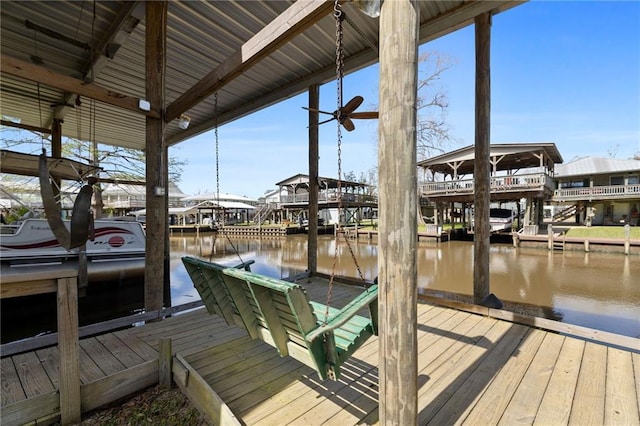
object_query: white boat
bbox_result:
[1,218,146,281]
[489,208,516,233]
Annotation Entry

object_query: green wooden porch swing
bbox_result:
[182,256,378,381]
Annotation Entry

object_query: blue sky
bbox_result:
[172,1,640,200]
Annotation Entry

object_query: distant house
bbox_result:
[180,192,257,225]
[418,143,563,227]
[102,182,187,215]
[552,157,640,226]
[267,173,377,225]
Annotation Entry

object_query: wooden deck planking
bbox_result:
[243,338,378,424]
[10,351,56,398]
[498,332,565,426]
[77,345,109,384]
[533,337,585,426]
[3,274,639,426]
[33,346,61,389]
[248,305,453,425]
[569,342,607,425]
[417,319,513,424]
[193,339,277,380]
[462,328,547,425]
[634,352,640,414]
[1,357,26,405]
[605,347,640,425]
[79,337,127,376]
[111,329,159,361]
[240,303,441,424]
[95,333,145,368]
[433,324,530,425]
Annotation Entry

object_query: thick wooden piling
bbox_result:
[145,1,169,313]
[473,12,492,305]
[308,84,319,274]
[378,0,419,423]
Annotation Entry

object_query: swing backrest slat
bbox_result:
[181,256,255,330]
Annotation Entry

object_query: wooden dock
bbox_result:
[2,277,639,425]
[220,225,301,237]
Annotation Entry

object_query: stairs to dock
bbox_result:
[253,204,275,225]
[553,204,577,222]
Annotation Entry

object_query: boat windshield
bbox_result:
[490,209,513,219]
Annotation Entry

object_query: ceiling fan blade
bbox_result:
[342,118,355,132]
[318,117,336,126]
[349,111,379,119]
[342,96,364,114]
[302,106,334,116]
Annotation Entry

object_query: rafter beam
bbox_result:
[165,0,336,123]
[2,54,160,119]
[52,2,143,123]
[0,119,51,134]
[166,0,523,146]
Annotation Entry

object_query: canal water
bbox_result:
[2,234,638,343]
[169,234,639,339]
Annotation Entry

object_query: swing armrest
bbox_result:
[229,259,255,271]
[305,285,378,343]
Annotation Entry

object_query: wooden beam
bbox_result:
[378,0,419,424]
[0,119,51,134]
[1,54,160,119]
[145,1,168,313]
[308,85,319,274]
[165,0,336,122]
[52,2,143,124]
[166,1,524,148]
[473,12,492,305]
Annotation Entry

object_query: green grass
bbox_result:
[565,226,640,239]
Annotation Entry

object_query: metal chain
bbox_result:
[213,92,244,264]
[327,1,366,319]
[215,92,220,210]
[325,0,344,322]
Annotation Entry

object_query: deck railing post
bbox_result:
[57,275,81,425]
[159,338,173,389]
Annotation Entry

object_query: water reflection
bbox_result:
[170,234,639,338]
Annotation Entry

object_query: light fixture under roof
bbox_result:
[178,114,191,130]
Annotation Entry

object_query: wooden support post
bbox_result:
[145,1,168,313]
[58,275,81,425]
[379,0,419,423]
[308,85,319,274]
[159,338,172,389]
[624,224,631,255]
[548,224,553,250]
[473,12,492,306]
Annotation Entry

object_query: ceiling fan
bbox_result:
[303,95,378,132]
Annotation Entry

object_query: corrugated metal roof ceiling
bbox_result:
[1,1,522,152]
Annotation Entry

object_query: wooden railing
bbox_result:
[553,184,640,202]
[280,193,377,204]
[420,172,553,197]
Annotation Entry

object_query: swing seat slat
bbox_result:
[181,256,378,380]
